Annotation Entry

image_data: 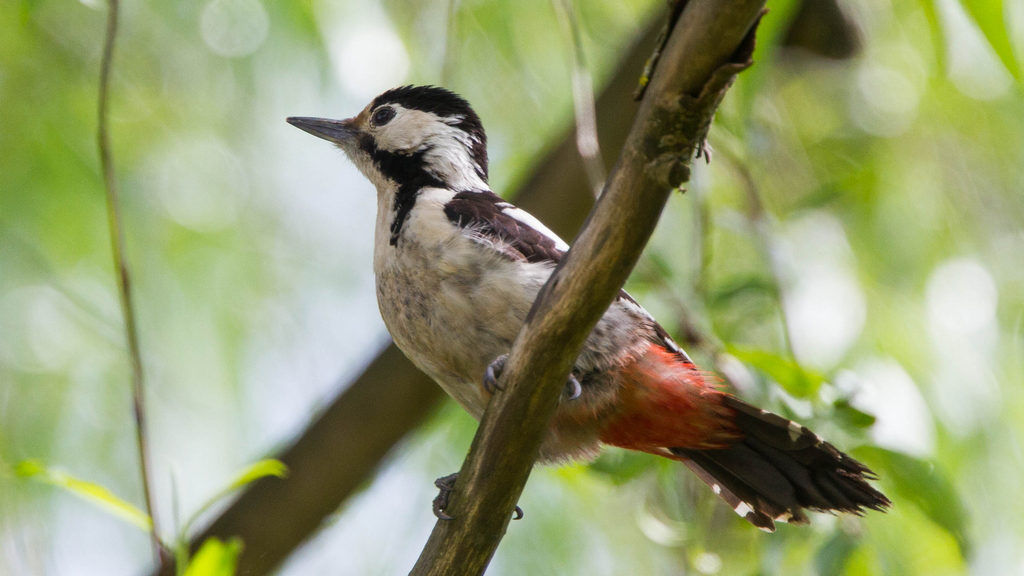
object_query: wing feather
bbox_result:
[444,190,694,363]
[443,190,566,263]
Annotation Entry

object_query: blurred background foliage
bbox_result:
[1,0,1023,574]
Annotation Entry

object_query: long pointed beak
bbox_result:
[286,116,357,144]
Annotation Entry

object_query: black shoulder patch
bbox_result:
[443,191,563,264]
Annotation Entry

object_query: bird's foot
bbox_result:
[697,139,713,164]
[433,472,459,520]
[432,472,524,520]
[485,354,581,401]
[483,354,509,394]
[564,373,582,400]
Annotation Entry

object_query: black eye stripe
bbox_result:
[371,106,396,126]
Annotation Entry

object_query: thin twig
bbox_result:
[553,0,606,197]
[98,0,165,565]
[441,0,460,86]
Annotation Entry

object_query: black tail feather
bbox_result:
[673,396,891,531]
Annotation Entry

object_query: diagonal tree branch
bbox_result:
[157,15,665,576]
[409,2,765,574]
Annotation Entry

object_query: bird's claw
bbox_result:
[486,354,580,401]
[697,139,713,164]
[433,473,459,520]
[483,354,509,394]
[432,471,524,520]
[564,374,582,400]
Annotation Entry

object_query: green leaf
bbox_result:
[182,537,243,576]
[833,399,877,430]
[961,0,1021,81]
[181,459,288,538]
[15,459,152,532]
[854,447,971,557]
[726,346,824,397]
[224,459,288,493]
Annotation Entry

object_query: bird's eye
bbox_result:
[371,106,396,127]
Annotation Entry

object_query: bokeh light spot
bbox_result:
[926,257,998,338]
[851,63,920,137]
[333,25,410,100]
[849,359,935,457]
[781,212,866,369]
[201,0,269,58]
[144,136,247,232]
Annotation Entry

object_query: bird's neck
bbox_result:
[420,144,488,192]
[372,151,490,249]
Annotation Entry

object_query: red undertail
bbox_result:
[599,345,891,531]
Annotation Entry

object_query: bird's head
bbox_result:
[288,85,488,193]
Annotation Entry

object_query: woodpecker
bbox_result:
[287,85,890,531]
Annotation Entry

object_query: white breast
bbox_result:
[371,186,653,430]
[372,187,554,417]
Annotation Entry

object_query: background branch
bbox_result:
[97,0,164,565]
[410,2,764,574]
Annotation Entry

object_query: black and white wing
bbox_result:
[444,189,694,364]
[443,190,568,264]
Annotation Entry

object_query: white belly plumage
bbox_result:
[372,189,653,460]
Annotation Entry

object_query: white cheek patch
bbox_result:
[376,108,472,157]
[374,106,488,190]
[375,106,435,153]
